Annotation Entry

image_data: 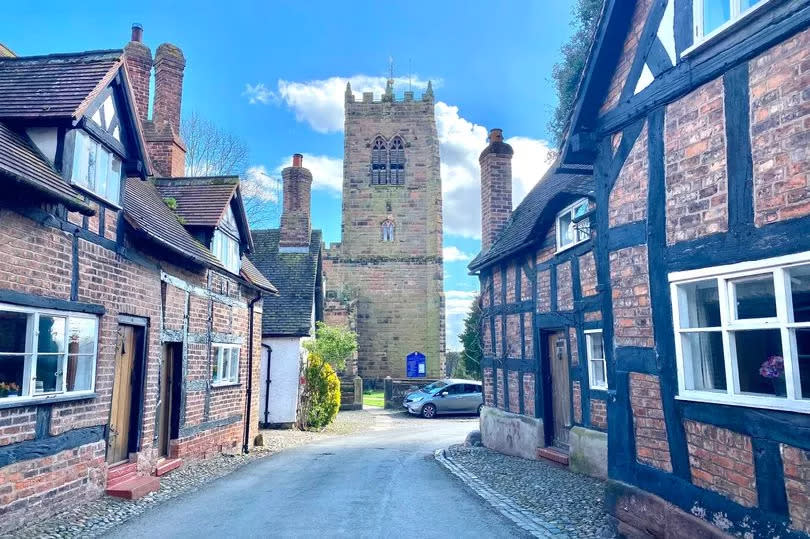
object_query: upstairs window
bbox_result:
[389,137,405,185]
[70,130,122,205]
[0,304,98,402]
[670,253,810,414]
[381,219,395,242]
[212,229,240,274]
[693,0,766,42]
[556,198,590,251]
[371,137,388,185]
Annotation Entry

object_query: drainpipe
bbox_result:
[263,344,272,425]
[243,292,262,453]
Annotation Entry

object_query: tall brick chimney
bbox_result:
[153,43,185,135]
[279,154,313,248]
[123,23,152,124]
[479,128,513,251]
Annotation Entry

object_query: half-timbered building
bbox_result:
[557,0,810,536]
[0,25,275,531]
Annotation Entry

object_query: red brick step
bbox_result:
[537,447,569,466]
[106,476,160,500]
[155,458,182,477]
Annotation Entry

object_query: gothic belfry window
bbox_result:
[389,136,405,185]
[371,137,388,185]
[381,219,395,242]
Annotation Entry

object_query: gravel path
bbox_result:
[444,444,617,538]
[7,410,379,539]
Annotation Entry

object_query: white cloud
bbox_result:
[443,246,473,262]
[242,165,281,202]
[273,154,343,194]
[444,290,478,352]
[260,74,554,238]
[243,83,278,105]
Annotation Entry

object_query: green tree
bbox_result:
[548,0,605,146]
[303,322,358,372]
[458,295,483,380]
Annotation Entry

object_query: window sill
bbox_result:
[211,382,241,389]
[70,183,122,211]
[676,391,810,414]
[555,238,590,255]
[0,391,97,410]
[682,0,774,59]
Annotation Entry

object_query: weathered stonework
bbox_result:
[665,77,728,244]
[629,373,672,472]
[684,420,757,508]
[323,88,444,379]
[750,27,810,227]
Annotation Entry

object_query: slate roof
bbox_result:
[154,177,239,227]
[248,229,322,337]
[0,121,93,214]
[0,50,122,120]
[468,163,594,272]
[124,177,225,269]
[240,256,278,295]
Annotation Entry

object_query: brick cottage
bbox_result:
[0,25,275,531]
[473,0,810,537]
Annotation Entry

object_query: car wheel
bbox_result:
[477,404,483,416]
[422,403,437,419]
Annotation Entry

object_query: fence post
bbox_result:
[384,376,393,409]
[354,376,363,409]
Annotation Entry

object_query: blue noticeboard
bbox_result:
[406,352,426,378]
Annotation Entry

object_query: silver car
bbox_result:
[403,378,484,418]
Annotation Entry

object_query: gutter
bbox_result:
[243,291,263,453]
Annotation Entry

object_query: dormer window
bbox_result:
[212,229,240,274]
[69,130,122,205]
[556,198,590,252]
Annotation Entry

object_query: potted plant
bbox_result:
[759,355,786,397]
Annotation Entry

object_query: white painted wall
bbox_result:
[259,336,306,425]
[26,127,58,164]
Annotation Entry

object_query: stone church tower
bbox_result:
[324,80,445,381]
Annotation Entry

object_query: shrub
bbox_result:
[300,354,341,430]
[303,322,357,372]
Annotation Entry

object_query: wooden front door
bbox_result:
[108,325,135,464]
[548,331,571,449]
[157,344,177,458]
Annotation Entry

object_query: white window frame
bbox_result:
[212,343,240,386]
[69,129,123,207]
[685,0,771,56]
[211,229,241,274]
[0,303,98,404]
[670,251,810,414]
[585,329,607,390]
[555,198,591,253]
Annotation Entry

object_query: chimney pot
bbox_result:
[489,128,503,144]
[131,23,143,42]
[293,153,303,167]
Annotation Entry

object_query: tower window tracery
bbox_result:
[389,136,405,185]
[381,219,395,242]
[372,137,387,185]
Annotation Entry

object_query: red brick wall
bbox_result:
[610,122,648,226]
[508,370,520,413]
[520,264,531,301]
[494,316,503,356]
[557,261,574,311]
[505,314,521,357]
[599,0,653,114]
[629,373,672,472]
[579,251,598,297]
[609,246,654,348]
[506,263,517,303]
[482,316,492,353]
[684,420,757,508]
[783,444,810,534]
[523,314,533,359]
[665,77,728,244]
[523,373,535,416]
[585,310,602,322]
[0,406,36,446]
[0,441,106,534]
[496,368,505,409]
[537,269,551,313]
[172,422,242,460]
[483,367,495,406]
[569,327,579,366]
[493,269,502,305]
[590,398,607,430]
[750,28,810,226]
[573,381,583,423]
[481,275,492,308]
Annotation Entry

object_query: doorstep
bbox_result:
[155,458,182,477]
[537,446,569,466]
[106,461,160,500]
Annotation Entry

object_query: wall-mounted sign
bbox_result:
[406,351,426,378]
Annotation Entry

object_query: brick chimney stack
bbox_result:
[479,128,513,251]
[123,23,152,124]
[153,43,185,135]
[279,154,313,248]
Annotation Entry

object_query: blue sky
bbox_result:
[3,0,576,351]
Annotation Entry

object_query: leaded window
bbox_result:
[381,219,395,242]
[389,136,405,185]
[371,137,388,185]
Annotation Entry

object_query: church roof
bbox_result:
[468,163,593,272]
[248,228,322,337]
